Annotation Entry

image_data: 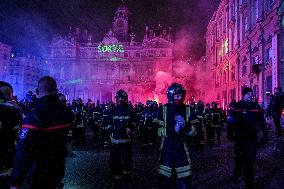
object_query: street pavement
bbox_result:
[63,124,284,189]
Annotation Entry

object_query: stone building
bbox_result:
[46,4,174,103]
[204,0,284,108]
[0,42,12,82]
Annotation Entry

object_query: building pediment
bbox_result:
[50,39,76,48]
[143,38,173,48]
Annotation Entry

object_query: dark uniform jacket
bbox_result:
[230,100,268,143]
[268,93,284,117]
[140,108,155,128]
[0,101,22,176]
[10,95,74,187]
[104,104,135,143]
[210,107,224,127]
[153,103,198,179]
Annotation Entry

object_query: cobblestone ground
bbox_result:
[63,123,284,189]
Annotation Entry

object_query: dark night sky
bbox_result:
[0,0,220,59]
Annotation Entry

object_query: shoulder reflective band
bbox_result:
[162,106,167,128]
[231,108,262,112]
[153,118,165,126]
[0,168,13,177]
[22,124,72,131]
[43,124,72,131]
[113,116,130,120]
[22,124,40,130]
[186,106,191,123]
[190,119,199,124]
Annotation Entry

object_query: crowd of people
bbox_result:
[0,76,283,189]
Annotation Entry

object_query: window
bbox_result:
[244,16,249,33]
[242,65,247,76]
[255,0,259,20]
[230,0,235,20]
[232,28,235,49]
[230,88,236,100]
[218,19,222,38]
[266,47,273,64]
[266,0,275,11]
[216,74,220,87]
[253,56,259,65]
[253,85,259,99]
[223,71,226,83]
[266,75,272,92]
[231,66,236,81]
[253,0,259,24]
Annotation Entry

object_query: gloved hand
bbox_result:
[227,116,235,123]
[125,128,132,136]
[174,115,185,133]
[158,127,167,137]
[187,125,197,137]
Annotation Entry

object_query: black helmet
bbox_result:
[211,101,217,108]
[115,89,128,101]
[0,81,13,101]
[146,100,152,106]
[167,83,186,103]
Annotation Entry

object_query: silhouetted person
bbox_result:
[229,87,268,189]
[0,81,22,189]
[267,87,284,136]
[10,76,73,189]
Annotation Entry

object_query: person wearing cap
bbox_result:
[10,76,74,189]
[0,81,22,189]
[153,83,198,189]
[229,87,268,189]
[267,87,284,136]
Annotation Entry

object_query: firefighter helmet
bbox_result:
[167,83,186,103]
[115,89,128,101]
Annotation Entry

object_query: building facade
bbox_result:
[0,42,12,82]
[9,56,48,99]
[46,4,174,103]
[1,42,48,99]
[205,0,284,108]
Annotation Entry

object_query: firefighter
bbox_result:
[0,81,22,189]
[88,102,100,143]
[10,76,73,189]
[73,98,86,146]
[153,83,198,189]
[101,102,114,146]
[204,103,212,145]
[195,100,205,150]
[209,101,224,145]
[139,100,156,150]
[105,90,135,186]
[267,87,284,136]
[228,87,268,189]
